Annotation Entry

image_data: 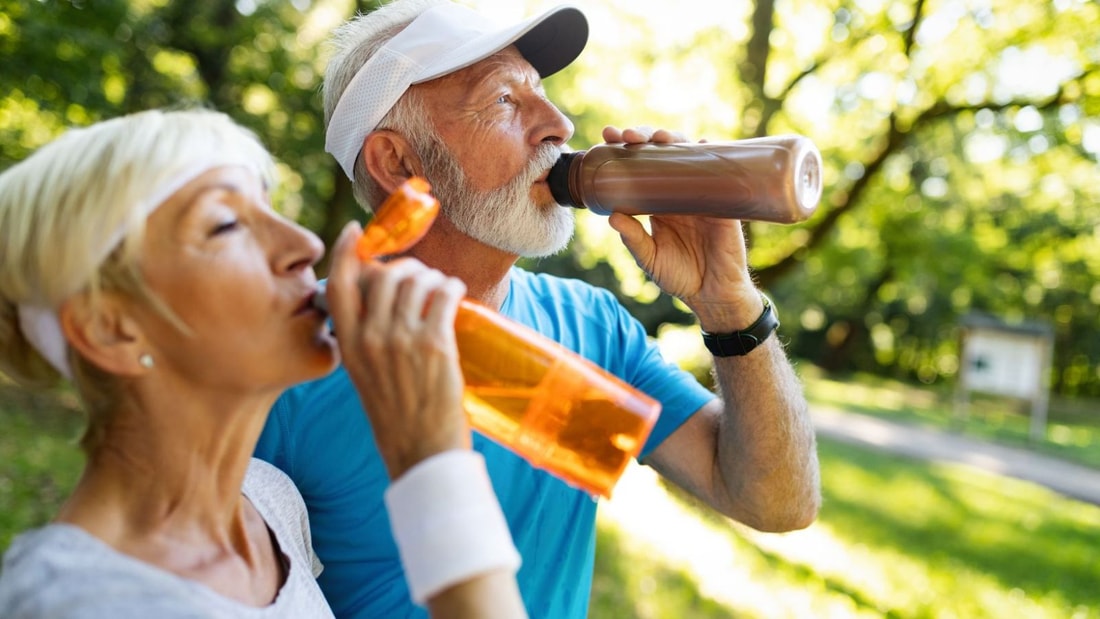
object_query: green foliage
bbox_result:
[0,0,349,245]
[0,382,84,550]
[762,0,1100,396]
[535,0,1100,396]
[1,0,1098,395]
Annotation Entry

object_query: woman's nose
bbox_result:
[271,214,325,274]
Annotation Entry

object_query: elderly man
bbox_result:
[255,1,821,617]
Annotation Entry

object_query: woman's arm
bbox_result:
[325,221,527,618]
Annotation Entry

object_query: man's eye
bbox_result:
[496,95,512,105]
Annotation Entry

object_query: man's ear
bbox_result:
[59,293,148,377]
[361,130,426,195]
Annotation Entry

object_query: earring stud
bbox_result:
[139,353,154,369]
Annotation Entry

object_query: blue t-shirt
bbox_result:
[255,268,715,619]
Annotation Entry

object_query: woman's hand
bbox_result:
[326,221,469,480]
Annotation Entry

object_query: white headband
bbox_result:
[16,161,243,379]
[325,2,588,180]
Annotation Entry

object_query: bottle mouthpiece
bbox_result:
[548,152,581,208]
[311,281,329,314]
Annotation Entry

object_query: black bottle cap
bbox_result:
[547,151,581,208]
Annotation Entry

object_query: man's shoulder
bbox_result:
[508,266,619,311]
[274,364,359,410]
[257,365,369,469]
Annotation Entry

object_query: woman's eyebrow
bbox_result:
[170,181,246,225]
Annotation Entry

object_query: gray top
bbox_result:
[0,459,334,618]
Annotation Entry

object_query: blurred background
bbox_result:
[0,0,1097,617]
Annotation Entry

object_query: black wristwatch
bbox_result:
[701,294,779,357]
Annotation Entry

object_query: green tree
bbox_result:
[532,0,1100,396]
[2,0,1098,394]
[0,0,376,267]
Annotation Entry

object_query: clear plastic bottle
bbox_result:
[547,134,823,223]
[322,178,662,498]
[453,299,660,498]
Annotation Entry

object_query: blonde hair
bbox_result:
[0,108,275,450]
[323,0,443,211]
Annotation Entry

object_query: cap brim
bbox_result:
[416,5,588,83]
[514,6,588,78]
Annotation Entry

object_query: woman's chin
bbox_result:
[294,334,341,383]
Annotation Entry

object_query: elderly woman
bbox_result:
[0,108,525,618]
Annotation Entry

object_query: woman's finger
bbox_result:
[327,220,364,338]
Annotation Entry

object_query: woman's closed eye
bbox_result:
[210,218,240,236]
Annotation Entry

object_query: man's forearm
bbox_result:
[709,338,821,532]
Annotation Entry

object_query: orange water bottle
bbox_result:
[339,178,662,498]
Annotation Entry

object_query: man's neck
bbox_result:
[406,219,518,310]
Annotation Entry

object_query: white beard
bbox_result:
[419,139,574,258]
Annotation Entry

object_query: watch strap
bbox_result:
[701,294,779,357]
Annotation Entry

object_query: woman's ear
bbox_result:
[361,130,425,196]
[59,293,149,377]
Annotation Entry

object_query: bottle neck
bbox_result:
[547,151,583,208]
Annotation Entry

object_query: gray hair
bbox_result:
[323,0,446,211]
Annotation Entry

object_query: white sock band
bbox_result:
[384,450,521,605]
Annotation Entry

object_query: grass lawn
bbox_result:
[588,366,1100,618]
[2,373,1098,618]
[590,439,1099,618]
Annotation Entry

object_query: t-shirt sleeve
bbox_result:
[591,288,716,458]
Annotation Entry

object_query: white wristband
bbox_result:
[384,450,521,605]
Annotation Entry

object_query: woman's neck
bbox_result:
[56,387,275,550]
[53,387,287,606]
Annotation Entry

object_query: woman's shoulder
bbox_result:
[242,458,323,578]
[1,524,125,585]
[0,525,207,618]
[242,457,309,528]
[243,457,301,497]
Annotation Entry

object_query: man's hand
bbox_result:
[603,126,820,531]
[602,125,762,332]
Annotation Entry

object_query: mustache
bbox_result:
[522,143,567,185]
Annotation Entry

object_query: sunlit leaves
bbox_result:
[2,0,1097,393]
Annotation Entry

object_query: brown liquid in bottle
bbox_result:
[548,134,822,223]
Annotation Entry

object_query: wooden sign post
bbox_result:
[955,313,1054,443]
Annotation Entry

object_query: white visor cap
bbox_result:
[325,2,589,181]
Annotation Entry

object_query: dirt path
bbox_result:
[811,405,1100,505]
